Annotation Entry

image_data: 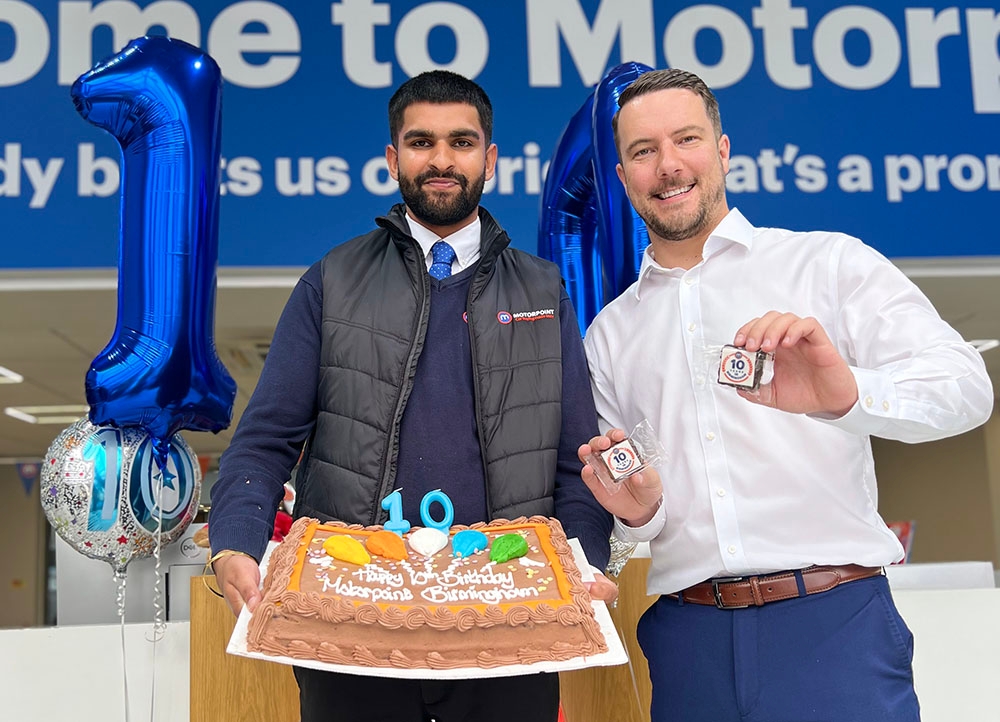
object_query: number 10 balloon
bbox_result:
[71,35,236,443]
[42,418,201,574]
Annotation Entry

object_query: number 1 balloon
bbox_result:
[71,35,236,445]
[538,61,653,330]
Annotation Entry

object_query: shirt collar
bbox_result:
[404,213,482,270]
[633,207,753,299]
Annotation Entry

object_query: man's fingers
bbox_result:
[585,573,619,603]
[221,586,245,617]
[624,470,663,506]
[214,554,262,617]
[240,583,263,613]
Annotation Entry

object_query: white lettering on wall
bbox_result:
[0,1,995,112]
[207,1,301,88]
[525,0,654,86]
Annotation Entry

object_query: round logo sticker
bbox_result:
[721,350,754,385]
[497,311,512,324]
[601,442,640,479]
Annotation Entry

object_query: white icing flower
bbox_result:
[408,527,448,557]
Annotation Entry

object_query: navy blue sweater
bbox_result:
[209,259,612,570]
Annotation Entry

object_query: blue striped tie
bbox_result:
[429,241,456,280]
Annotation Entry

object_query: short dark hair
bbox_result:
[388,70,493,146]
[612,68,723,155]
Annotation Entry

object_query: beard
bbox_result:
[634,173,727,243]
[397,168,486,228]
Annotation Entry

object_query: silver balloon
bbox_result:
[40,418,201,573]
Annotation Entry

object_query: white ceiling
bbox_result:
[2,259,999,462]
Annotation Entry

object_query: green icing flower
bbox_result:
[490,533,528,563]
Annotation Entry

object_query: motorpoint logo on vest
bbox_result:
[496,308,555,325]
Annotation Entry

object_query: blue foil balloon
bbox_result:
[539,62,653,330]
[538,95,602,332]
[592,62,653,308]
[71,36,236,446]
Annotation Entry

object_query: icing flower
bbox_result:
[451,529,488,558]
[490,533,529,563]
[408,527,448,557]
[322,535,371,566]
[366,530,408,560]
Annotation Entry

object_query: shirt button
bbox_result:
[727,545,737,554]
[688,322,697,332]
[695,374,705,386]
[716,489,726,497]
[684,276,694,286]
[706,431,716,441]
[882,400,890,411]
[864,395,873,408]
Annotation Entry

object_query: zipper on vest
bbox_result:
[371,241,430,525]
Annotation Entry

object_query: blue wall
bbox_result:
[2,0,999,268]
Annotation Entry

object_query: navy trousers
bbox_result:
[637,575,920,722]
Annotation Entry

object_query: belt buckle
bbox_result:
[711,577,748,609]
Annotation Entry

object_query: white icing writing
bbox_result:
[436,569,515,589]
[421,585,541,604]
[352,566,404,588]
[325,575,415,602]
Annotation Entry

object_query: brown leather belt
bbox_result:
[671,565,883,609]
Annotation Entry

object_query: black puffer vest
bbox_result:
[293,205,564,526]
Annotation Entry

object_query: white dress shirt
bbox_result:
[585,208,994,596]
[405,213,481,275]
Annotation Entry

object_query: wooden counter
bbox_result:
[189,576,298,722]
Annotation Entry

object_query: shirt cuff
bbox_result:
[809,366,895,436]
[612,498,666,542]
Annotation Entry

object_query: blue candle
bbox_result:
[419,489,454,534]
[380,489,410,536]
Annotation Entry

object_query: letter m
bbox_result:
[526,0,654,86]
[58,1,201,85]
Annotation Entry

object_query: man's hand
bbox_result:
[585,571,619,604]
[212,553,262,618]
[734,311,858,416]
[578,429,663,527]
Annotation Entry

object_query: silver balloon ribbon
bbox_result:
[606,534,638,578]
[115,570,131,722]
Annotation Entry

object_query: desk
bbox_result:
[189,576,297,722]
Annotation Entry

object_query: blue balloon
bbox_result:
[592,62,653,309]
[71,36,236,446]
[539,62,654,330]
[537,95,601,332]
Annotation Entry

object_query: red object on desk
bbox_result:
[272,510,293,541]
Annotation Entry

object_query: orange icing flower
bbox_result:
[366,530,408,560]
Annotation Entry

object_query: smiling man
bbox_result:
[206,70,614,722]
[577,68,993,722]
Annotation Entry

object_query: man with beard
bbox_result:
[577,68,992,722]
[207,70,614,722]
